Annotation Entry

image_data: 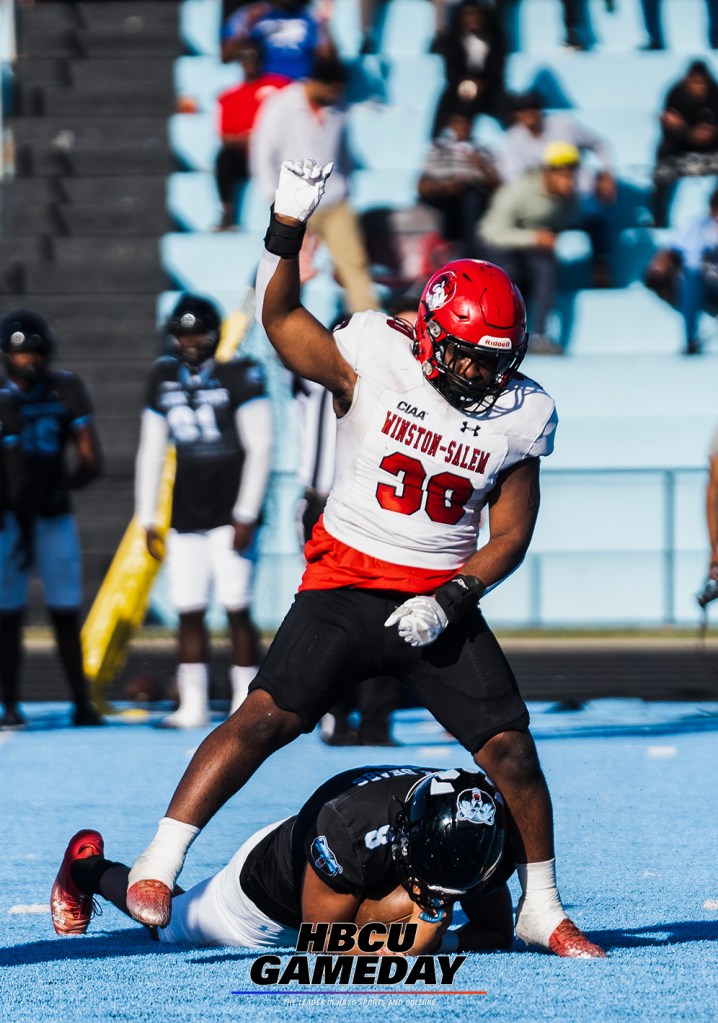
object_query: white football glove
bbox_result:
[384,596,449,648]
[274,158,334,223]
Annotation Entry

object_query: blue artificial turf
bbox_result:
[1,700,717,1022]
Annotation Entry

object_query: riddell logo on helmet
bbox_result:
[478,335,512,350]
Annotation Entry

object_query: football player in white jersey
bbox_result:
[125,159,604,959]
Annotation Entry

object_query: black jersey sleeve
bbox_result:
[143,358,175,414]
[304,803,366,895]
[58,371,95,425]
[222,357,268,408]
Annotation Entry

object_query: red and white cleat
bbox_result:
[548,919,606,958]
[51,829,104,936]
[126,879,173,928]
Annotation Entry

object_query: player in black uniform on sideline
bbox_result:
[0,308,104,730]
[51,764,517,954]
[135,294,272,728]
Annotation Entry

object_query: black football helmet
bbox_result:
[0,308,56,384]
[163,293,222,368]
[391,767,506,914]
[0,308,56,357]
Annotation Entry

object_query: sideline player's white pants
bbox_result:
[158,819,298,948]
[166,525,256,614]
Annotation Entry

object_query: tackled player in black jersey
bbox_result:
[51,765,524,955]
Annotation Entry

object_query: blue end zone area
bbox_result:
[2,700,718,1021]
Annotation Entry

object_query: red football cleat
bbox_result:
[548,919,606,958]
[51,829,104,936]
[126,879,173,928]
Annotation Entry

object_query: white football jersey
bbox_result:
[322,311,558,572]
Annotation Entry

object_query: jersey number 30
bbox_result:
[376,452,472,524]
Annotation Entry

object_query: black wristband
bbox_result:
[264,206,306,258]
[434,574,486,624]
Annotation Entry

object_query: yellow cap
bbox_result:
[542,141,581,168]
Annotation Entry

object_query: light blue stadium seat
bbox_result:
[379,0,435,55]
[169,113,218,172]
[161,232,263,292]
[515,0,566,53]
[668,175,718,227]
[331,0,363,57]
[180,0,222,57]
[472,114,506,151]
[516,0,713,54]
[383,53,444,111]
[351,167,420,211]
[167,171,220,232]
[175,55,241,114]
[586,0,645,51]
[507,52,718,111]
[301,272,344,325]
[563,283,684,355]
[348,104,428,169]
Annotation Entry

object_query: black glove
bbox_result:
[434,574,486,623]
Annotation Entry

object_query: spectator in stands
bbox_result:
[417,106,500,256]
[0,309,104,730]
[431,0,508,136]
[477,141,582,355]
[135,295,272,728]
[251,56,379,313]
[639,0,718,50]
[221,0,336,74]
[654,60,718,228]
[500,91,616,287]
[643,185,718,354]
[214,44,290,231]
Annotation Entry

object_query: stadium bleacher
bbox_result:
[122,0,718,625]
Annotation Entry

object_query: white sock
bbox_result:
[514,858,567,947]
[128,817,200,890]
[163,663,209,727]
[229,664,257,715]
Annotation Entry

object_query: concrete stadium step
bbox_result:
[4,175,166,205]
[1,198,171,237]
[0,236,167,295]
[13,139,175,178]
[1,292,158,328]
[14,57,177,89]
[19,82,176,119]
[12,116,168,148]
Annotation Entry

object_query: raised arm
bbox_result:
[255,159,357,416]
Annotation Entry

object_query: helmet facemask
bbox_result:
[422,316,528,413]
[391,807,468,917]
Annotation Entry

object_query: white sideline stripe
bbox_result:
[703,899,718,910]
[8,904,47,915]
[646,746,678,758]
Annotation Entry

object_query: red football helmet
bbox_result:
[414,259,528,411]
